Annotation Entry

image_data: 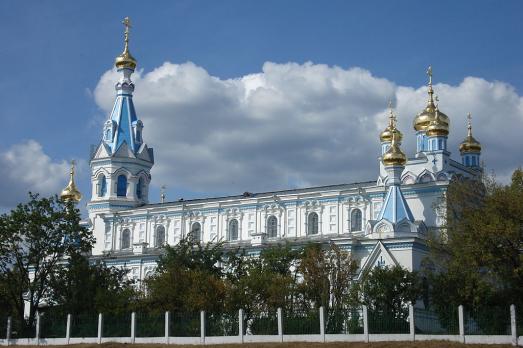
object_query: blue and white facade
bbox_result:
[86,33,483,285]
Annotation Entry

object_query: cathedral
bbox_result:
[61,19,483,284]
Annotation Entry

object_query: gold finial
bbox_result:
[459,113,481,154]
[467,112,472,136]
[382,124,407,166]
[115,16,137,70]
[413,66,450,132]
[380,100,403,143]
[60,160,82,203]
[426,95,449,137]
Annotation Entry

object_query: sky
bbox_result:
[0,0,522,213]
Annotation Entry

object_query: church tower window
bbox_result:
[98,175,107,197]
[136,177,144,199]
[156,225,165,247]
[267,215,278,238]
[351,209,362,232]
[307,212,319,235]
[121,228,131,249]
[228,219,239,241]
[117,175,128,197]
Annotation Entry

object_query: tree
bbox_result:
[426,169,523,311]
[358,265,422,318]
[298,243,359,333]
[145,236,226,313]
[0,193,94,329]
[47,252,137,315]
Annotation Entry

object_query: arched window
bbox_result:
[136,177,144,199]
[117,175,127,197]
[351,209,362,232]
[267,215,277,238]
[105,129,111,141]
[228,219,239,241]
[156,225,165,247]
[307,212,319,235]
[189,222,201,241]
[121,229,131,249]
[98,175,107,197]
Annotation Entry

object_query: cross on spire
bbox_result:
[427,65,433,86]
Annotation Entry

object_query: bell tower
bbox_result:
[87,17,154,218]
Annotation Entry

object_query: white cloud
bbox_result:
[93,62,523,198]
[0,140,77,209]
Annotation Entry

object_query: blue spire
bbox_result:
[103,61,144,155]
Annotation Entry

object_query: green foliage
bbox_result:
[426,169,523,312]
[358,265,422,319]
[47,252,137,315]
[145,236,226,313]
[0,193,94,329]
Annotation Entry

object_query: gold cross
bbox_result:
[427,65,433,85]
[122,17,131,43]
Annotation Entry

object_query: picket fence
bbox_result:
[0,305,521,346]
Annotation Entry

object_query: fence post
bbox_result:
[97,313,103,344]
[131,312,136,344]
[6,316,12,345]
[319,306,325,342]
[277,308,283,342]
[409,303,415,341]
[238,309,244,343]
[66,314,71,345]
[164,311,170,344]
[458,305,465,343]
[363,305,369,343]
[35,311,40,345]
[510,304,517,346]
[200,310,205,345]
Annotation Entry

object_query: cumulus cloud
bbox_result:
[93,62,523,197]
[0,140,75,210]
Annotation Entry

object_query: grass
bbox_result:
[20,343,514,348]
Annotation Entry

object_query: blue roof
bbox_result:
[378,185,415,223]
[108,94,140,154]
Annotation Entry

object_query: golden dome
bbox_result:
[380,104,403,143]
[426,102,449,137]
[459,113,482,153]
[413,66,450,132]
[60,161,82,203]
[382,126,407,166]
[115,17,137,70]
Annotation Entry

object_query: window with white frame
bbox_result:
[228,219,239,241]
[267,215,277,238]
[350,209,363,232]
[307,212,319,235]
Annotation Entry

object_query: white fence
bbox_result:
[0,305,521,346]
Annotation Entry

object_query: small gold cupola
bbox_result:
[380,101,403,143]
[115,17,137,70]
[413,66,450,132]
[382,121,407,167]
[426,96,449,137]
[61,161,82,203]
[459,113,482,154]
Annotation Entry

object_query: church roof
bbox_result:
[377,184,414,223]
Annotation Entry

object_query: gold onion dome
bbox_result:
[459,113,482,153]
[380,102,403,143]
[382,123,407,166]
[426,98,449,137]
[115,17,137,70]
[60,161,82,203]
[413,66,450,132]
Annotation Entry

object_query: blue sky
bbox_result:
[1,0,522,211]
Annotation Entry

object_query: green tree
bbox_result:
[426,169,523,311]
[145,236,226,313]
[47,252,137,315]
[0,193,94,330]
[358,265,422,318]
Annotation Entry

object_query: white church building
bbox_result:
[69,20,483,284]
